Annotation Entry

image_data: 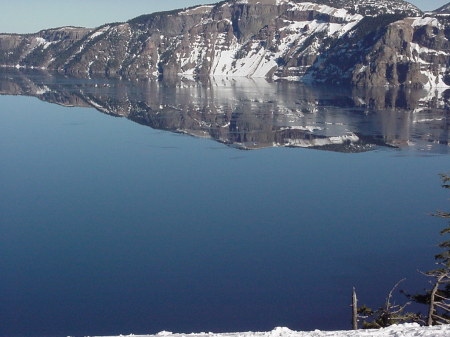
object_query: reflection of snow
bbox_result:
[1,70,448,154]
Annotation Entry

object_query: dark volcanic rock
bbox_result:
[435,2,450,13]
[0,0,448,88]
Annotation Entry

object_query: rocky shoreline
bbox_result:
[0,0,449,87]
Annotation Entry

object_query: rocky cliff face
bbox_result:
[0,0,449,88]
[435,2,450,13]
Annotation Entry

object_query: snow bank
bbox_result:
[90,324,450,337]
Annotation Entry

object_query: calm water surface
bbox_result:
[0,70,449,337]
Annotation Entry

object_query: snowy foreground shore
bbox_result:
[91,324,450,337]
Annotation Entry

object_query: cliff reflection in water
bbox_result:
[0,69,448,153]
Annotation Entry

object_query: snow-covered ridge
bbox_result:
[410,17,443,28]
[178,5,215,16]
[91,324,450,337]
[312,0,421,16]
[435,2,450,13]
[177,1,363,79]
[284,2,363,21]
[228,0,420,16]
[0,0,447,88]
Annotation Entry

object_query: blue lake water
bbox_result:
[0,70,449,337]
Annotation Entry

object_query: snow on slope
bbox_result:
[435,2,450,13]
[91,324,450,337]
[179,1,363,79]
[1,0,443,87]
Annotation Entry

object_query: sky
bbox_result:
[0,0,447,34]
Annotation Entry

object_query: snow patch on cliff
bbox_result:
[179,5,214,16]
[411,17,442,28]
[179,2,362,79]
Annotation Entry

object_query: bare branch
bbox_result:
[386,279,406,309]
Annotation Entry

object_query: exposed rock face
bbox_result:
[0,27,93,68]
[435,2,450,13]
[1,68,448,152]
[332,16,450,88]
[0,0,448,87]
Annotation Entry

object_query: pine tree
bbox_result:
[356,280,420,329]
[356,174,450,329]
[408,174,450,325]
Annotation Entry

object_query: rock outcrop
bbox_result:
[0,0,449,87]
[435,2,450,13]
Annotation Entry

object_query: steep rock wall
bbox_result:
[1,0,449,88]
